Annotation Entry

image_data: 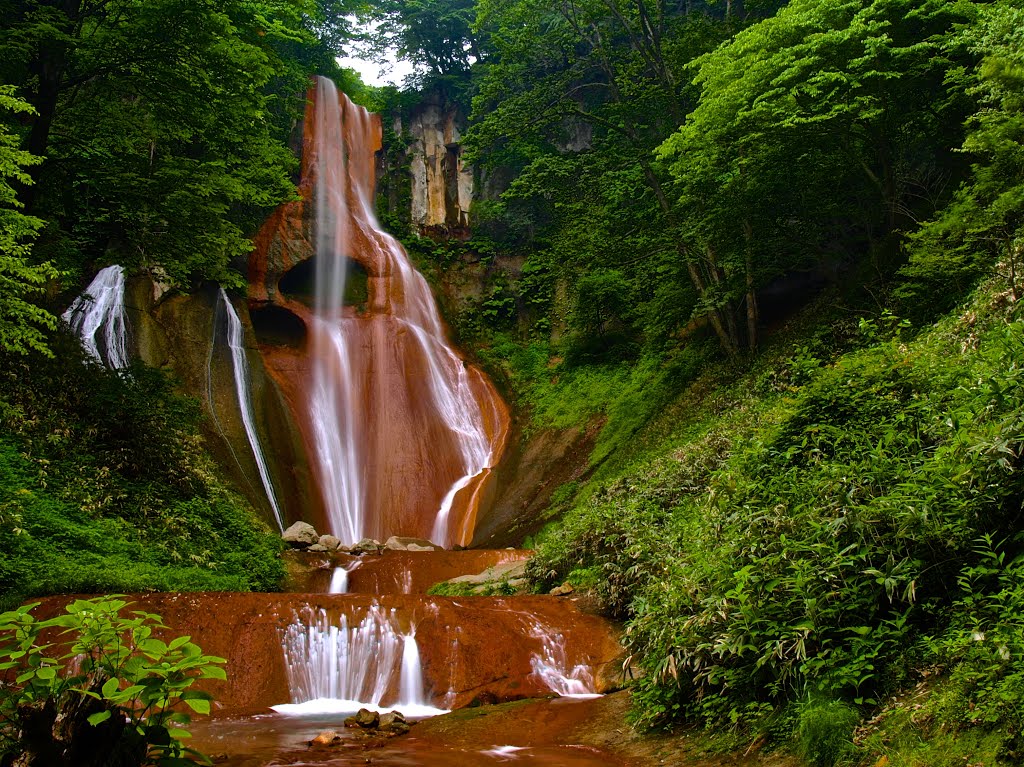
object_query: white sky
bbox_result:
[337,54,416,87]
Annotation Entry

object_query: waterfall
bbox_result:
[328,567,348,594]
[62,265,130,369]
[273,604,446,717]
[302,76,504,546]
[528,622,599,698]
[218,289,284,532]
[309,76,363,543]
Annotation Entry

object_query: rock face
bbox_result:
[125,275,312,531]
[406,92,474,238]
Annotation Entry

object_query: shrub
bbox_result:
[0,596,225,766]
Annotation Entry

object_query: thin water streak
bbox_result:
[218,289,284,532]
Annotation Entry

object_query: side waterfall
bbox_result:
[62,264,130,369]
[529,621,599,698]
[218,289,285,532]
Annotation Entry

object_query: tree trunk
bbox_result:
[21,0,83,211]
[743,218,758,353]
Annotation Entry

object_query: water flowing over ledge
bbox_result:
[63,264,130,369]
[275,602,447,718]
[250,77,510,546]
[217,288,284,532]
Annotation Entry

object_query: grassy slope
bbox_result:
[0,338,283,610]
[490,280,1024,766]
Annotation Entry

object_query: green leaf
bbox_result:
[88,710,113,726]
[101,677,120,698]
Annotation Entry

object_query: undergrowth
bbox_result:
[0,336,284,609]
[518,281,1024,763]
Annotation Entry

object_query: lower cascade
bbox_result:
[274,603,447,718]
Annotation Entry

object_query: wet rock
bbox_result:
[319,535,341,550]
[384,536,443,551]
[350,538,383,555]
[310,730,342,746]
[437,560,529,594]
[378,711,409,735]
[306,544,328,552]
[344,708,380,729]
[282,521,318,548]
[550,582,575,597]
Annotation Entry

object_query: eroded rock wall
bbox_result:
[124,274,313,530]
[405,93,474,237]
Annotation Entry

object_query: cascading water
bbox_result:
[62,264,130,369]
[328,567,348,594]
[218,289,284,532]
[274,603,446,717]
[528,622,599,698]
[272,76,508,546]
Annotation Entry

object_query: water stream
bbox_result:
[300,76,505,547]
[62,264,131,369]
[218,288,285,532]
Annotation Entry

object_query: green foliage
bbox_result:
[530,282,1024,750]
[0,596,225,766]
[0,0,364,289]
[0,86,57,356]
[899,0,1024,318]
[0,340,284,608]
[426,579,516,597]
[795,698,860,767]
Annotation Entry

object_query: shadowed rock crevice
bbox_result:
[251,304,307,349]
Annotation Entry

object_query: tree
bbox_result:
[900,0,1024,312]
[0,0,355,288]
[366,0,481,80]
[468,0,745,355]
[658,0,974,346]
[0,87,57,357]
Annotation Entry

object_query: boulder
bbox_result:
[384,536,443,551]
[445,560,527,588]
[550,582,575,597]
[310,730,341,746]
[282,521,318,548]
[319,535,341,550]
[378,710,409,735]
[307,544,328,552]
[350,538,383,555]
[344,708,380,728]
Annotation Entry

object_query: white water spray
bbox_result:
[274,603,446,717]
[63,265,130,369]
[328,567,348,594]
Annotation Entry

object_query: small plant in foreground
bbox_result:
[0,596,225,766]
